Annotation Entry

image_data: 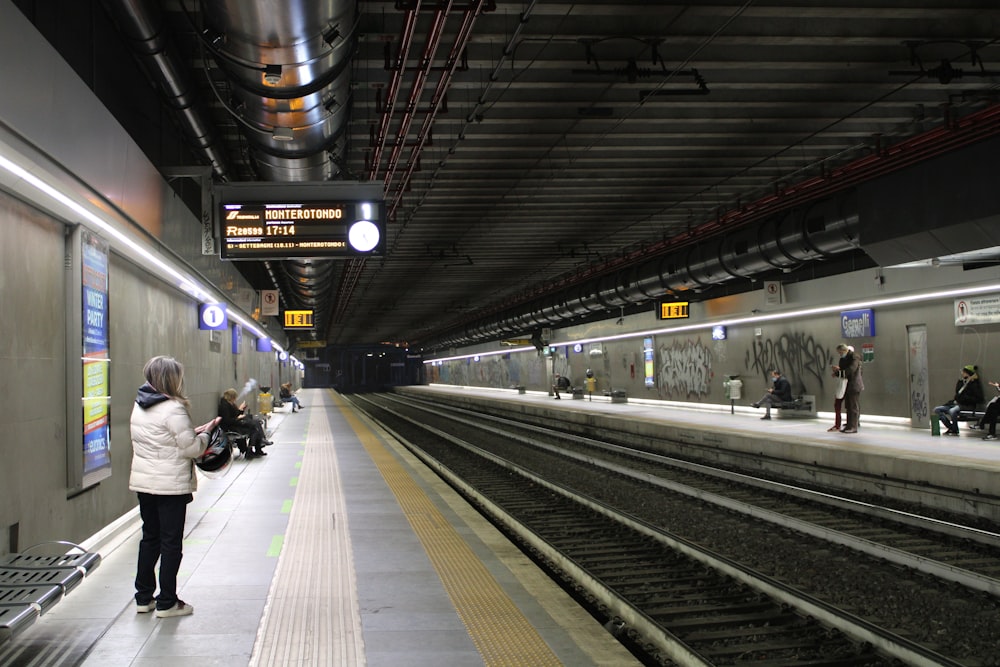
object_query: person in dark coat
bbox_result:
[835,352,866,433]
[218,388,269,456]
[975,380,1000,441]
[933,365,984,436]
[551,373,571,399]
[828,344,854,431]
[751,369,793,420]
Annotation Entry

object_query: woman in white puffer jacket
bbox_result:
[129,356,219,619]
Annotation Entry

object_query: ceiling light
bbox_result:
[272,127,294,142]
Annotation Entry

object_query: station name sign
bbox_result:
[219,200,384,260]
[840,308,875,338]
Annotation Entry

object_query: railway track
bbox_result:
[347,392,1000,665]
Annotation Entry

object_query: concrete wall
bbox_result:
[0,192,281,555]
[0,4,286,554]
[428,262,1000,423]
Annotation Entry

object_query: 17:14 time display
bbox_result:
[266,225,296,236]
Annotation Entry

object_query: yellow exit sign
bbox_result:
[658,301,689,320]
[284,310,314,328]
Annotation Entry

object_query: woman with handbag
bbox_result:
[828,344,853,432]
[130,356,220,618]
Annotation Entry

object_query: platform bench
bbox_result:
[956,406,988,423]
[0,542,101,646]
[775,394,817,419]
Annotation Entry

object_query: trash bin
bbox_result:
[610,389,628,404]
[258,390,273,415]
[931,414,940,436]
[723,375,742,400]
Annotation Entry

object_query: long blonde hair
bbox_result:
[143,356,190,409]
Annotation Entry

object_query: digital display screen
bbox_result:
[658,301,690,320]
[219,200,383,259]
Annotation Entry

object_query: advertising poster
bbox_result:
[81,230,111,480]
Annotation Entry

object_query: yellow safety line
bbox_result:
[332,391,563,667]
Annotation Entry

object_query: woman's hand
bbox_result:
[195,416,222,434]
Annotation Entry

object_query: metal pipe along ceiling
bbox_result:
[203,0,355,183]
[201,0,357,339]
[106,0,357,342]
[431,194,861,349]
[102,0,231,181]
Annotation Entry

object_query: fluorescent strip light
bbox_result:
[424,282,1000,364]
[0,151,274,345]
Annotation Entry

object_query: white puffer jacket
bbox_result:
[129,387,208,495]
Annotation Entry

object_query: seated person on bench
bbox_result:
[552,373,571,399]
[280,383,301,412]
[933,365,983,436]
[974,380,1000,441]
[751,369,793,420]
[218,389,269,457]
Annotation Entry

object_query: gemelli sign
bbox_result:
[840,309,875,338]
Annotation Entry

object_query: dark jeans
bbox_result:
[136,492,192,610]
[933,403,961,432]
[981,401,1000,435]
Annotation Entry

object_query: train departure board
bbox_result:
[219,200,384,259]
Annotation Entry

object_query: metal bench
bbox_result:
[0,541,101,646]
[775,394,817,419]
[0,604,37,645]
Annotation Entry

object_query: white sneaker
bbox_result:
[155,600,194,618]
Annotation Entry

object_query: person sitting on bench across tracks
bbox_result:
[933,365,983,436]
[751,369,793,420]
[552,373,571,399]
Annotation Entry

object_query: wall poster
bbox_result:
[81,230,112,486]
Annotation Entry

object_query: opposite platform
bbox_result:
[400,383,1000,520]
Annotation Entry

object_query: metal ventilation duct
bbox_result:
[108,0,359,342]
[433,194,861,349]
[202,0,355,182]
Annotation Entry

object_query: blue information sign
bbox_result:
[841,309,875,338]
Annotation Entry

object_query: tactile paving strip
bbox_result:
[335,392,563,667]
[250,393,364,666]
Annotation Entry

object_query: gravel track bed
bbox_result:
[373,398,1000,665]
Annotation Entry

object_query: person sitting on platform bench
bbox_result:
[933,365,983,436]
[976,380,1000,441]
[280,382,301,412]
[552,373,571,399]
[218,389,269,457]
[751,369,793,420]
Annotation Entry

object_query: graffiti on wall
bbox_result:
[658,338,713,398]
[745,332,832,392]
